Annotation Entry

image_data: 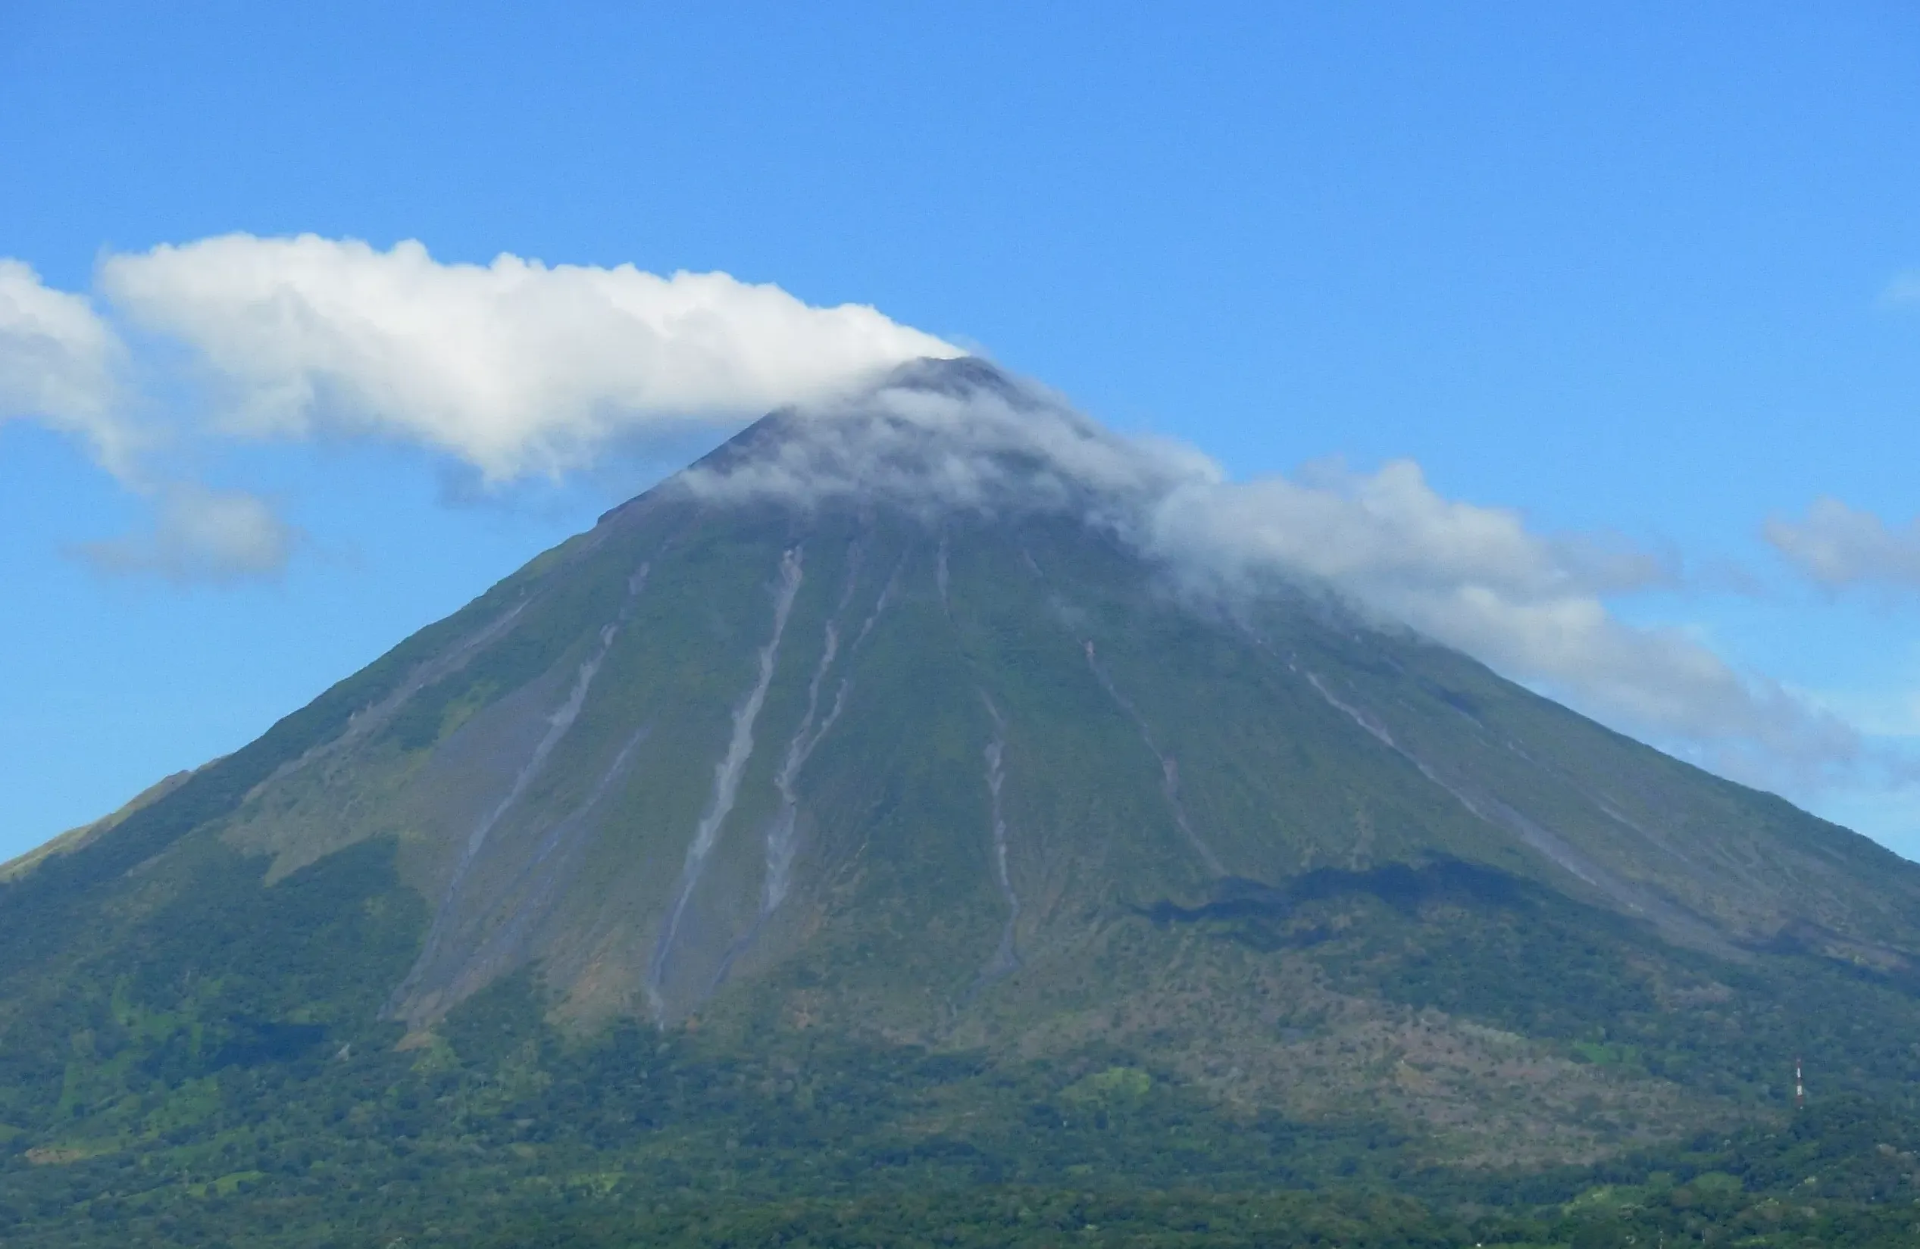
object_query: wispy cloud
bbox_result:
[1883,271,1920,306]
[75,484,299,586]
[1765,497,1920,591]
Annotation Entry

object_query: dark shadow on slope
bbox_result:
[210,1021,330,1069]
[1141,859,1534,947]
[1143,860,1677,1040]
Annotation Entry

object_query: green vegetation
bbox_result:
[0,833,1918,1244]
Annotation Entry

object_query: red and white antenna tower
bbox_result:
[1794,1055,1804,1110]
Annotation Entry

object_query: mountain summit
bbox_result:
[8,359,1920,1227]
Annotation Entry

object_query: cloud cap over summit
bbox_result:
[682,357,1858,788]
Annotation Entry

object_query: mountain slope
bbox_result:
[0,769,197,884]
[199,360,1920,1032]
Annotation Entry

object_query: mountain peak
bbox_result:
[650,355,1196,539]
[876,354,1032,402]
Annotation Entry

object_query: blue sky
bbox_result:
[4,1,1920,859]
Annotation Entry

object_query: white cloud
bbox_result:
[0,259,134,473]
[76,485,298,585]
[1147,464,1791,738]
[98,234,962,480]
[1765,497,1920,590]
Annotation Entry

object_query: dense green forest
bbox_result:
[4,837,1920,1245]
[7,998,1920,1248]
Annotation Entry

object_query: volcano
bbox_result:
[8,358,1920,1241]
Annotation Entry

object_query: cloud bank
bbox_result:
[100,234,962,480]
[1144,464,1826,759]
